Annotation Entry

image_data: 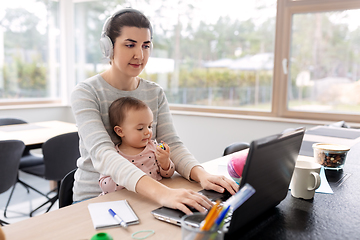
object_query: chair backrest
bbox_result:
[0,118,27,126]
[42,132,80,181]
[59,168,76,208]
[223,142,250,156]
[0,140,25,193]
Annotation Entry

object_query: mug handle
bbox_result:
[308,172,321,191]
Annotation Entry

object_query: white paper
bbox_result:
[315,166,334,194]
[88,200,139,229]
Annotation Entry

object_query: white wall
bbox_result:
[0,106,75,123]
[1,106,321,163]
[171,113,317,163]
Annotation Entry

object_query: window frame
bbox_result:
[274,0,360,122]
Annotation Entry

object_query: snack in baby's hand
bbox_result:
[158,142,166,150]
[155,140,166,150]
[227,149,249,184]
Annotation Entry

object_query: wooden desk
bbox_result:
[3,126,360,240]
[2,174,201,240]
[0,121,78,146]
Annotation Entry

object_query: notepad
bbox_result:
[88,200,139,229]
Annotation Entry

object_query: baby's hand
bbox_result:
[155,141,170,170]
[157,142,166,150]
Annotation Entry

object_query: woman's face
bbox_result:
[111,26,151,78]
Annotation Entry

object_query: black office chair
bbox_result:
[0,140,25,226]
[0,118,45,218]
[59,168,77,208]
[223,142,250,156]
[20,132,80,217]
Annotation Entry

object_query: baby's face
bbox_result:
[119,107,153,148]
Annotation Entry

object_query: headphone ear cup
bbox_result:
[99,35,113,59]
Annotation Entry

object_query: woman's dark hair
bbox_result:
[106,11,152,47]
[109,97,149,130]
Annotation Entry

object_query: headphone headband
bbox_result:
[100,8,153,59]
[101,8,153,39]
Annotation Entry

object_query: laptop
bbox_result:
[151,127,305,235]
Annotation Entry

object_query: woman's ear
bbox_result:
[114,126,124,137]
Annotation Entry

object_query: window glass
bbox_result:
[288,10,360,113]
[74,1,110,85]
[74,0,277,111]
[0,0,60,101]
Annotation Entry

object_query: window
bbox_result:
[289,10,360,114]
[72,0,277,113]
[2,0,360,123]
[145,1,277,113]
[277,0,360,122]
[0,0,60,104]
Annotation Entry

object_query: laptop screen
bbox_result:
[225,127,305,237]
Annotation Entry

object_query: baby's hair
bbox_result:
[109,97,149,130]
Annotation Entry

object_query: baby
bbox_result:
[99,97,175,195]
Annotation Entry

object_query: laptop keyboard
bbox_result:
[198,189,232,202]
[184,189,232,213]
[198,189,234,228]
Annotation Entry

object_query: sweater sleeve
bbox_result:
[154,90,201,180]
[70,82,146,194]
[159,160,175,178]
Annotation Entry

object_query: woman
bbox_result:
[70,8,238,215]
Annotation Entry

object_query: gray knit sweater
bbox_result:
[70,74,200,201]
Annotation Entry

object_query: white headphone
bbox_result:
[99,8,153,59]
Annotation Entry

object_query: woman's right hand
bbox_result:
[136,175,213,215]
[159,188,213,215]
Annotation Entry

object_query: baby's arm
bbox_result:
[159,160,175,178]
[155,142,175,177]
[99,175,123,194]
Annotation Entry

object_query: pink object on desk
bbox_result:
[227,149,249,184]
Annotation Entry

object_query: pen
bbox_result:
[108,208,128,229]
[200,200,221,230]
[208,205,231,240]
[214,205,230,230]
[202,203,222,231]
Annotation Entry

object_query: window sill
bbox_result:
[0,99,67,110]
[170,108,360,128]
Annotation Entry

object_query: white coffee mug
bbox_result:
[290,160,321,199]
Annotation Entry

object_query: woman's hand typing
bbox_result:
[190,166,239,195]
[160,188,213,215]
[136,175,213,215]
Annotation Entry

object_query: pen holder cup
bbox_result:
[181,213,225,240]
